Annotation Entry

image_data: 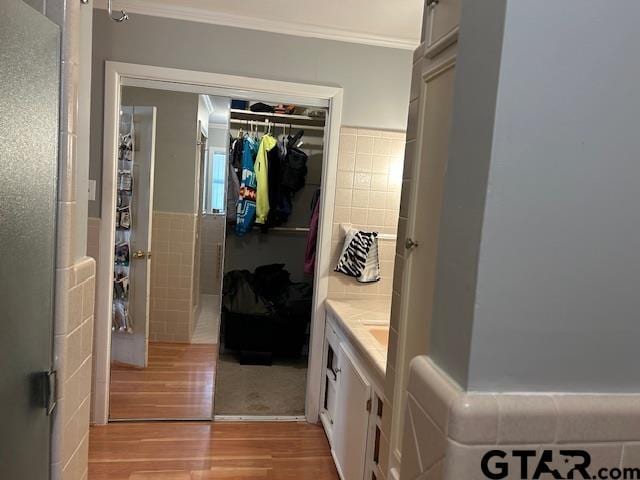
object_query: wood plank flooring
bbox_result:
[110,342,217,419]
[88,422,339,480]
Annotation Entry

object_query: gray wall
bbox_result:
[430,0,640,392]
[428,0,507,390]
[89,11,412,217]
[121,87,199,213]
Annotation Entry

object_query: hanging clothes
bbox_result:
[226,159,241,223]
[235,136,258,236]
[282,130,308,193]
[231,135,243,178]
[304,190,321,275]
[226,136,242,223]
[264,139,285,228]
[255,134,277,225]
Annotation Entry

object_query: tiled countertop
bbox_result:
[325,296,391,384]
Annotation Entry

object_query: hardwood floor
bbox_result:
[110,342,217,419]
[88,421,339,480]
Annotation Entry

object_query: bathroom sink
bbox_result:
[368,327,389,347]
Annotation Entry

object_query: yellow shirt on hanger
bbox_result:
[255,134,277,224]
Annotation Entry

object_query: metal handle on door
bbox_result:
[132,250,146,259]
[405,238,419,250]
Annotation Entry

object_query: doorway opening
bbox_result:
[93,62,343,425]
[215,102,327,418]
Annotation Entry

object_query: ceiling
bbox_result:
[95,0,424,49]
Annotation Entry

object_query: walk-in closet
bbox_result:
[216,102,327,417]
[105,81,330,421]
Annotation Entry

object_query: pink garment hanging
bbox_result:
[304,199,320,275]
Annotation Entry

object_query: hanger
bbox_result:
[108,0,128,22]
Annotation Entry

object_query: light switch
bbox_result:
[88,179,96,201]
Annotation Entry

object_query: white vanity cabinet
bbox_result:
[321,313,386,480]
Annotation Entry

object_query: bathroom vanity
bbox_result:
[320,298,391,480]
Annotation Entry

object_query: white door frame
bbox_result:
[93,61,343,424]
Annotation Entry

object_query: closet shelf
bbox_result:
[230,118,325,133]
[230,109,326,128]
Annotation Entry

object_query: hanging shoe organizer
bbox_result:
[113,111,134,333]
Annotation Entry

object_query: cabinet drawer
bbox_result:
[425,0,461,49]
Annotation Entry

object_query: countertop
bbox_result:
[325,296,392,384]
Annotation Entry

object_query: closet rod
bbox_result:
[253,226,310,233]
[229,118,326,132]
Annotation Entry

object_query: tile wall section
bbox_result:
[328,127,405,299]
[402,355,640,480]
[149,211,198,343]
[35,0,97,478]
[88,213,200,343]
[52,257,95,480]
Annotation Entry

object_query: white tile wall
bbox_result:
[402,356,640,480]
[329,127,405,300]
[52,257,95,480]
[47,0,95,478]
[149,211,197,343]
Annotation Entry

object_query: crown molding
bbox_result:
[94,0,418,50]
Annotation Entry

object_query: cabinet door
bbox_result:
[425,0,461,47]
[332,343,372,480]
[403,63,458,360]
[320,322,340,437]
[391,59,457,455]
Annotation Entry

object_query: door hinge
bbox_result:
[35,369,57,416]
[366,398,372,413]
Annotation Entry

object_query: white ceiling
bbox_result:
[96,0,424,49]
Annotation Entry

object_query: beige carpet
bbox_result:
[215,353,308,416]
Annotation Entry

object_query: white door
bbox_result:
[390,59,457,452]
[405,65,456,336]
[111,106,157,368]
[332,344,372,480]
